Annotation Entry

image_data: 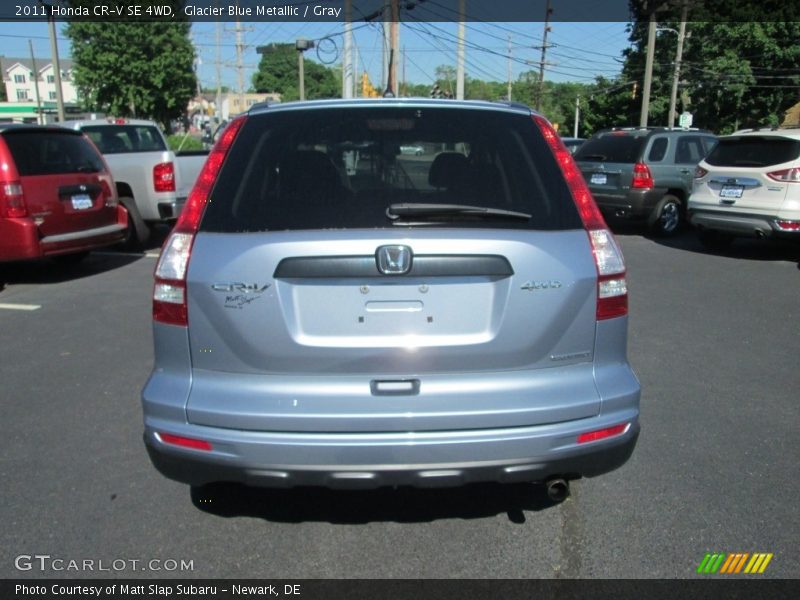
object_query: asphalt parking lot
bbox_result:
[1,229,798,579]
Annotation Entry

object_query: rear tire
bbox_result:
[648,194,682,237]
[698,229,734,252]
[119,197,150,251]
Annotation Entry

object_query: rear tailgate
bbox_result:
[185,230,600,433]
[692,135,799,214]
[182,105,603,434]
[2,129,117,237]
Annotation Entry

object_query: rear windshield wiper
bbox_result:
[577,154,607,161]
[386,203,531,222]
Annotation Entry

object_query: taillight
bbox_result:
[153,162,176,192]
[767,167,800,182]
[153,115,247,327]
[533,115,627,320]
[631,162,654,189]
[0,181,27,218]
[775,220,800,231]
[694,166,708,179]
[100,178,118,208]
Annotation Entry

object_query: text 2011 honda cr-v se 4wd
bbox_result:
[142,99,640,499]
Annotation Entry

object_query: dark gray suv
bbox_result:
[575,127,717,235]
[142,99,640,500]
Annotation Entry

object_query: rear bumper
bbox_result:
[689,209,800,239]
[157,197,186,221]
[592,188,667,219]
[0,206,127,261]
[143,413,640,490]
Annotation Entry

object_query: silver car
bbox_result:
[142,99,640,501]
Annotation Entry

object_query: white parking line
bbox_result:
[0,303,41,311]
[145,252,161,258]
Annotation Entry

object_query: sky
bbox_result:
[0,19,631,93]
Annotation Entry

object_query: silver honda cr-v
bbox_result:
[142,99,640,500]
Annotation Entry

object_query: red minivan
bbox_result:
[0,124,128,263]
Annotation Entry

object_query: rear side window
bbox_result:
[2,130,105,175]
[201,107,582,232]
[82,125,167,154]
[675,136,708,164]
[647,138,668,162]
[574,133,646,163]
[705,136,800,167]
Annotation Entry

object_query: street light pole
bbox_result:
[668,3,689,128]
[295,39,314,101]
[639,12,656,127]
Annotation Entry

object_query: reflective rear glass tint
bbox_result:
[2,130,105,176]
[705,136,800,168]
[201,107,582,232]
[574,133,646,163]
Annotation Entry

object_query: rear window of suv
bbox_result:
[704,136,800,168]
[574,133,646,163]
[82,125,167,154]
[200,107,582,232]
[2,130,105,175]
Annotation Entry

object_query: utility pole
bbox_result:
[215,19,222,123]
[536,0,553,112]
[234,17,245,112]
[668,2,688,128]
[507,35,512,101]
[402,45,406,96]
[382,0,390,90]
[295,39,314,100]
[574,95,580,137]
[456,0,465,100]
[343,0,353,98]
[388,0,399,95]
[28,40,43,125]
[41,1,65,122]
[640,11,657,127]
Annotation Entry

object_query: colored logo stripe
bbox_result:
[697,552,773,574]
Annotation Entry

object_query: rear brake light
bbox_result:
[153,115,247,327]
[694,166,708,179]
[533,116,627,320]
[157,432,212,451]
[0,182,27,218]
[577,422,630,444]
[775,220,800,231]
[767,167,800,182]
[631,162,654,189]
[153,162,176,192]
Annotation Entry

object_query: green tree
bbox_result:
[64,1,196,130]
[619,4,800,133]
[252,43,339,101]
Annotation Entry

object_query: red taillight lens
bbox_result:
[0,181,27,218]
[775,220,800,231]
[694,166,708,179]
[767,167,800,182]
[153,116,247,327]
[631,162,654,189]
[158,432,212,451]
[153,162,176,192]
[577,422,629,444]
[533,116,627,320]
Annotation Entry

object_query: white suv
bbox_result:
[689,128,800,249]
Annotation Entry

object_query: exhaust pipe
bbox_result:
[545,478,570,502]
